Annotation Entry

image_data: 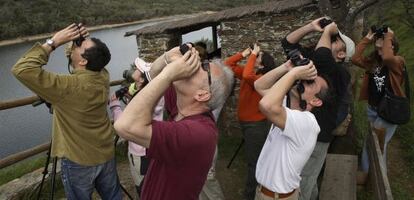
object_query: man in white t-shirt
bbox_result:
[253,59,333,200]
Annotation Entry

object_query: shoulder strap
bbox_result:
[385,64,410,100]
[403,64,410,100]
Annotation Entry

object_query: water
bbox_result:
[0,20,214,159]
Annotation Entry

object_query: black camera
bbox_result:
[73,24,85,46]
[287,49,310,67]
[371,25,388,38]
[249,43,255,50]
[319,18,333,29]
[122,66,136,83]
[287,49,314,84]
[179,42,194,55]
[115,86,129,100]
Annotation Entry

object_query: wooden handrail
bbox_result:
[0,79,124,111]
[0,79,125,169]
[0,142,50,169]
[367,128,393,199]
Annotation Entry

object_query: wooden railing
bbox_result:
[366,128,393,199]
[0,79,124,169]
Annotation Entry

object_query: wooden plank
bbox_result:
[0,79,123,111]
[320,154,357,200]
[367,130,393,200]
[0,142,50,169]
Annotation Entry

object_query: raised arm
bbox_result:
[351,31,375,70]
[382,29,404,72]
[286,17,324,45]
[114,48,200,148]
[224,48,251,79]
[11,23,89,103]
[259,61,317,129]
[254,60,292,96]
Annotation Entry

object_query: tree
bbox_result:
[401,0,414,30]
[317,0,379,35]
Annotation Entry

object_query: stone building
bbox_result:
[125,0,322,64]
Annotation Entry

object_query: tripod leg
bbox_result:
[227,139,245,169]
[49,157,58,200]
[120,181,133,200]
[37,145,52,200]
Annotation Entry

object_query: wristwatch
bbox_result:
[46,39,56,50]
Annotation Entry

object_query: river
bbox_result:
[0,18,214,159]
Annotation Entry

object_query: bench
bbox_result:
[319,154,357,200]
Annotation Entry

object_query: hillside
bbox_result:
[0,0,269,41]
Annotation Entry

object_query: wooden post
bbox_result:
[212,25,218,51]
[367,130,393,200]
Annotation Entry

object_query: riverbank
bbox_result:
[0,12,213,47]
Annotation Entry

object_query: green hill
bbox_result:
[0,0,270,41]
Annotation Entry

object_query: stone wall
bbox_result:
[137,33,181,62]
[220,6,321,65]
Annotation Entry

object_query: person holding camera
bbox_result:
[11,24,122,199]
[351,27,406,177]
[224,43,276,200]
[253,59,333,200]
[114,44,234,199]
[281,17,355,200]
[109,57,164,197]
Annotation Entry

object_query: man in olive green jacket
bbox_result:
[11,24,121,200]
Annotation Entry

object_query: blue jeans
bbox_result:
[361,106,398,172]
[61,158,122,200]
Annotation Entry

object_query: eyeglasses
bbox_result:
[201,60,212,92]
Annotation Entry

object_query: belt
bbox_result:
[260,185,295,199]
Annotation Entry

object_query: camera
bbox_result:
[287,49,310,67]
[115,86,129,100]
[122,66,136,83]
[287,49,314,84]
[249,43,255,50]
[371,25,388,38]
[179,42,194,55]
[73,24,85,46]
[319,18,333,29]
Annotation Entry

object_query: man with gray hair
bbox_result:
[114,45,233,200]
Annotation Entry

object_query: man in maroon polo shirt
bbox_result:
[114,46,233,200]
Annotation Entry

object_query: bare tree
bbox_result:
[317,0,379,34]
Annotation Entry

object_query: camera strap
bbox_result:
[67,57,73,74]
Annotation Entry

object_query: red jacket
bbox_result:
[225,52,266,122]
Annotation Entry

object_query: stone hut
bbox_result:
[125,0,322,64]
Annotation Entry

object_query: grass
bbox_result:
[0,155,47,186]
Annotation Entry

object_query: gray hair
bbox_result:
[207,59,234,110]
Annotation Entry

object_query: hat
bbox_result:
[338,31,355,62]
[134,57,152,81]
